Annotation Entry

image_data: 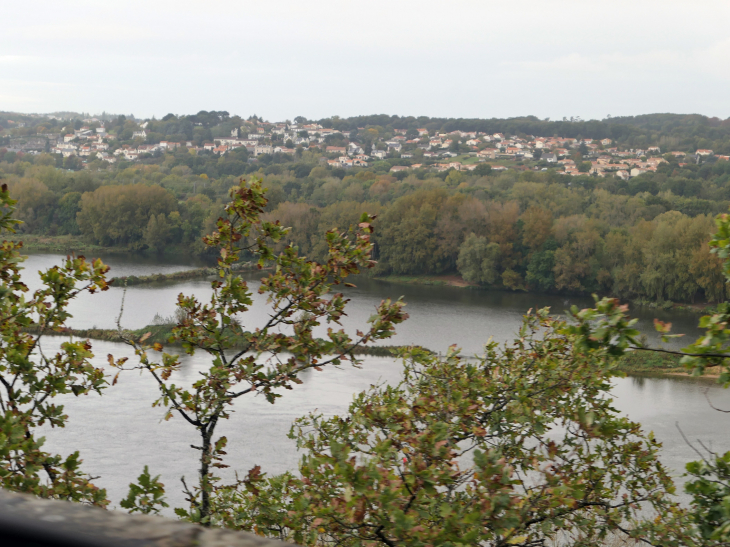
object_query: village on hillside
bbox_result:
[3,114,729,179]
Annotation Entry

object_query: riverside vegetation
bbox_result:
[3,113,730,306]
[6,177,730,544]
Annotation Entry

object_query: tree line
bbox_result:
[2,148,730,303]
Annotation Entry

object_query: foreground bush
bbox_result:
[212,309,691,546]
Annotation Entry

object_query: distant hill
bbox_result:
[311,113,730,142]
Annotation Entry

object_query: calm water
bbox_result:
[21,253,703,355]
[18,253,730,512]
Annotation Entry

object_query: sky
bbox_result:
[2,0,730,122]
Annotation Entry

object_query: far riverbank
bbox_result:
[374,274,720,315]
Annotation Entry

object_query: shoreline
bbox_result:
[6,234,207,261]
[7,234,128,255]
[23,325,416,358]
[373,274,479,289]
[108,262,262,286]
[25,325,721,383]
[373,274,719,315]
[7,234,721,316]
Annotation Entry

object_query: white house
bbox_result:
[347,143,364,155]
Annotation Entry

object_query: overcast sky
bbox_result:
[2,0,730,121]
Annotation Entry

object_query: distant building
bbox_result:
[254,144,273,156]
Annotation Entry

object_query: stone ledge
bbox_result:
[0,488,290,547]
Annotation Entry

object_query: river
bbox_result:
[17,252,730,512]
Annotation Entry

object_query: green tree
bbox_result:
[472,162,492,176]
[525,248,556,291]
[448,137,461,154]
[0,184,113,505]
[578,160,592,172]
[456,233,500,284]
[115,178,407,525]
[374,189,452,275]
[120,466,169,515]
[144,213,171,254]
[444,169,465,186]
[57,192,83,235]
[8,178,57,233]
[219,308,690,546]
[77,184,177,249]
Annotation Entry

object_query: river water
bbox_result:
[17,253,730,511]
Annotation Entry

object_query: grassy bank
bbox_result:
[616,351,684,375]
[109,262,260,286]
[373,274,477,288]
[5,234,202,259]
[26,324,420,357]
[631,298,720,316]
[28,324,715,380]
[6,234,122,255]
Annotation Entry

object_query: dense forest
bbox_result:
[2,111,730,304]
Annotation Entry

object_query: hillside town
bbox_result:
[2,114,729,180]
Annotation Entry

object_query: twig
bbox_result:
[675,421,711,464]
[703,386,730,414]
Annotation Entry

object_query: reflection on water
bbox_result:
[24,251,210,280]
[17,253,728,512]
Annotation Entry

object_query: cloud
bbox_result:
[506,41,730,84]
[0,56,39,64]
[2,0,730,118]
